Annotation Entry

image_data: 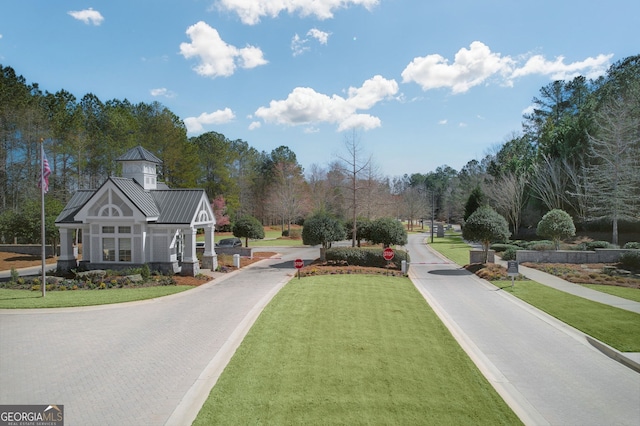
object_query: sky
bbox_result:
[1,1,638,178]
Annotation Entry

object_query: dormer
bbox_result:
[116,146,163,190]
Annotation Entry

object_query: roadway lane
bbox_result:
[406,233,640,426]
[0,247,316,426]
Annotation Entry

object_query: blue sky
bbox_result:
[1,1,638,178]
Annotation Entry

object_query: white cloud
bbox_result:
[150,88,176,98]
[308,28,330,45]
[184,108,235,133]
[249,121,262,130]
[291,34,310,57]
[402,41,613,94]
[438,119,447,125]
[179,21,267,78]
[216,0,379,25]
[511,53,613,81]
[291,29,330,56]
[68,8,104,26]
[254,75,398,131]
[401,41,514,94]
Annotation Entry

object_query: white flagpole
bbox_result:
[40,139,46,297]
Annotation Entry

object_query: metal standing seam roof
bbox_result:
[55,190,95,223]
[115,145,163,163]
[110,177,160,218]
[151,190,207,224]
[55,178,208,225]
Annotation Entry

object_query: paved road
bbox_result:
[0,247,315,426]
[406,233,640,426]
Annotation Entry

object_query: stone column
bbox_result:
[57,227,78,272]
[180,227,199,276]
[201,224,218,271]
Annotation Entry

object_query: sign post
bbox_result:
[507,260,519,288]
[383,247,394,261]
[294,258,304,279]
[383,248,394,274]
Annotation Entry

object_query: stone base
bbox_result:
[201,254,218,271]
[56,258,78,273]
[180,261,200,277]
[470,249,495,264]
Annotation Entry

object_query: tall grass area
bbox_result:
[498,281,640,352]
[194,275,521,425]
[0,286,192,309]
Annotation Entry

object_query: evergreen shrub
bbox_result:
[325,247,409,269]
[619,251,640,269]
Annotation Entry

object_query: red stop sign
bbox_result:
[383,248,394,261]
[294,258,304,269]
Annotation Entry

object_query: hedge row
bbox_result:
[325,247,409,269]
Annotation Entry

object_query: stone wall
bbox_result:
[0,244,57,257]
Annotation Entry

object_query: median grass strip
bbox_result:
[194,275,521,425]
[496,280,640,352]
[0,286,193,309]
[427,233,471,265]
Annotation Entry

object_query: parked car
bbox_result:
[216,237,242,248]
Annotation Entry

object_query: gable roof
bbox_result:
[55,178,211,226]
[111,177,160,218]
[55,190,95,223]
[151,190,208,224]
[116,145,162,164]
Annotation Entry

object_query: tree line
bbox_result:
[1,55,639,245]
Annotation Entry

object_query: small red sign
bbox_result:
[383,248,394,261]
[294,258,304,269]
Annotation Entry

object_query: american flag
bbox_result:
[38,150,52,193]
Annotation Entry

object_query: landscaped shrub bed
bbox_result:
[1,268,180,291]
[522,262,640,288]
[325,247,408,269]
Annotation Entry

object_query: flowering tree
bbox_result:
[211,195,230,231]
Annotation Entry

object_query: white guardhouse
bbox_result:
[56,146,217,276]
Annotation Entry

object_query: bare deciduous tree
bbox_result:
[486,171,527,237]
[338,130,371,246]
[529,154,571,211]
[584,93,640,245]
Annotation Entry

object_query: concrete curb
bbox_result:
[586,337,640,374]
[164,259,295,426]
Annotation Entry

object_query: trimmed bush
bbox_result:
[325,247,409,270]
[526,240,555,251]
[623,242,640,249]
[619,251,640,270]
[490,243,520,253]
[586,241,614,250]
[501,247,517,261]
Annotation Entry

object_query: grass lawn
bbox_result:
[0,286,193,309]
[581,283,640,303]
[194,275,521,425]
[494,280,640,352]
[427,233,471,266]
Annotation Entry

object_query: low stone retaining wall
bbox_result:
[0,244,57,257]
[516,249,636,264]
[470,249,495,263]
